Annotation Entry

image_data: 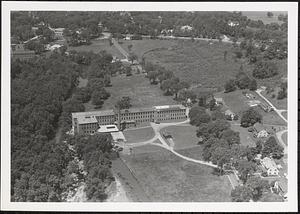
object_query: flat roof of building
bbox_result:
[120,107,154,114]
[154,104,186,111]
[77,116,98,124]
[97,125,119,133]
[72,109,115,118]
[111,131,126,142]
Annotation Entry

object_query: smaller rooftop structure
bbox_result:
[77,115,98,125]
[97,125,119,133]
[225,109,235,115]
[111,131,126,143]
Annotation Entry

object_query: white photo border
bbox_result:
[1,1,298,212]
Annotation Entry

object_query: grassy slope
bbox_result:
[122,147,232,202]
[102,73,178,110]
[68,39,125,59]
[242,11,286,25]
[123,127,155,143]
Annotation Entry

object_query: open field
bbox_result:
[119,39,177,58]
[176,146,204,160]
[261,89,287,110]
[144,39,242,88]
[242,11,286,25]
[123,127,155,144]
[160,125,199,150]
[216,90,250,116]
[122,147,232,202]
[102,74,178,110]
[282,111,287,120]
[230,123,256,147]
[68,39,125,59]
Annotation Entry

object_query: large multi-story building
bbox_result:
[72,104,188,134]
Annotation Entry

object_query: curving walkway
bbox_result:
[125,118,218,168]
[276,129,288,154]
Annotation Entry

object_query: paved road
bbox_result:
[256,89,287,124]
[276,129,288,154]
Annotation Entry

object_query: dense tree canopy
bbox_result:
[240,108,262,127]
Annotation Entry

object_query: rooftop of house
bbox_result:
[120,107,154,114]
[261,157,278,170]
[225,109,234,115]
[253,122,266,132]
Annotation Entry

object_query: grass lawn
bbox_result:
[261,89,287,110]
[119,39,177,58]
[101,73,178,110]
[217,90,250,116]
[128,143,163,155]
[123,127,155,143]
[160,125,199,150]
[230,123,256,147]
[242,11,286,25]
[143,39,249,88]
[122,147,232,202]
[68,39,125,59]
[252,106,286,126]
[282,111,287,120]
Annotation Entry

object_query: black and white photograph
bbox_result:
[1,1,298,212]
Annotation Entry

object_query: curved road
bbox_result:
[125,119,218,168]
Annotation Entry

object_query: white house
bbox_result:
[260,157,279,176]
[253,122,269,138]
[180,25,193,31]
[228,21,239,27]
[225,109,236,120]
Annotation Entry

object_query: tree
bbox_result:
[262,136,284,159]
[248,79,258,91]
[246,176,270,201]
[235,159,256,183]
[128,53,138,64]
[73,87,91,103]
[235,72,250,89]
[147,70,159,84]
[91,90,105,107]
[115,96,131,110]
[178,89,197,103]
[267,12,274,18]
[221,129,240,146]
[189,106,211,126]
[231,186,253,202]
[253,61,279,79]
[211,109,226,121]
[208,98,217,111]
[224,80,236,93]
[240,108,262,127]
[210,145,232,172]
[260,192,284,202]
